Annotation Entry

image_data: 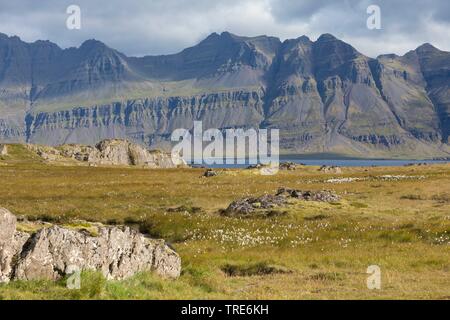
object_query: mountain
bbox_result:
[0,31,449,158]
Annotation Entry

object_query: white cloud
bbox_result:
[0,0,448,57]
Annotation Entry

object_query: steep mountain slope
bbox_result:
[0,32,449,158]
[263,35,325,151]
[414,44,450,143]
[129,32,280,85]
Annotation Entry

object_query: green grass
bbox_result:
[0,144,449,299]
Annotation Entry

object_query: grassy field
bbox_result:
[0,144,449,299]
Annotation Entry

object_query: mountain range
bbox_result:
[0,31,449,158]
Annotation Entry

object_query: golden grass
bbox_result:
[0,144,449,299]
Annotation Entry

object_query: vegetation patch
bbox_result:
[350,202,369,208]
[308,272,346,281]
[400,194,426,200]
[221,262,291,277]
[304,214,329,221]
[378,230,415,243]
[167,205,203,214]
[431,193,450,203]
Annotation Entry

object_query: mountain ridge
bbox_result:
[0,31,449,158]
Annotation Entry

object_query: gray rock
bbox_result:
[0,208,181,283]
[276,188,341,202]
[0,209,30,283]
[0,208,18,282]
[222,188,340,217]
[203,169,218,177]
[319,165,342,174]
[27,139,186,168]
[222,194,288,216]
[279,162,297,170]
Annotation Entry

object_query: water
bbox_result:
[190,158,449,168]
[281,159,449,167]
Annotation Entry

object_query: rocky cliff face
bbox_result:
[0,32,449,158]
[24,90,265,147]
[0,208,181,282]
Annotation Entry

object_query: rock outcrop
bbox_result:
[279,162,297,170]
[221,194,288,217]
[221,188,340,217]
[319,165,343,174]
[276,188,341,202]
[0,208,181,283]
[26,139,186,168]
[203,169,218,177]
[0,208,23,282]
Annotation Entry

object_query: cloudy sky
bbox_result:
[0,0,449,57]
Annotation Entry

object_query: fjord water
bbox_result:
[194,158,450,168]
[282,159,449,167]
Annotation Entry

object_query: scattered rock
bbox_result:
[0,208,181,283]
[404,162,428,167]
[319,165,342,174]
[276,187,340,202]
[167,205,203,214]
[221,194,288,217]
[246,164,267,170]
[221,188,340,217]
[377,174,426,181]
[0,144,7,156]
[279,162,297,170]
[325,177,365,184]
[203,169,218,177]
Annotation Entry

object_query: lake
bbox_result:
[189,158,450,168]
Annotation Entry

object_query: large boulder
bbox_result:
[94,139,132,165]
[0,208,181,283]
[0,208,30,283]
[0,208,17,282]
[94,139,186,168]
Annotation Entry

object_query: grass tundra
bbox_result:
[0,144,449,299]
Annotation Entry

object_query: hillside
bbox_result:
[0,32,449,158]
